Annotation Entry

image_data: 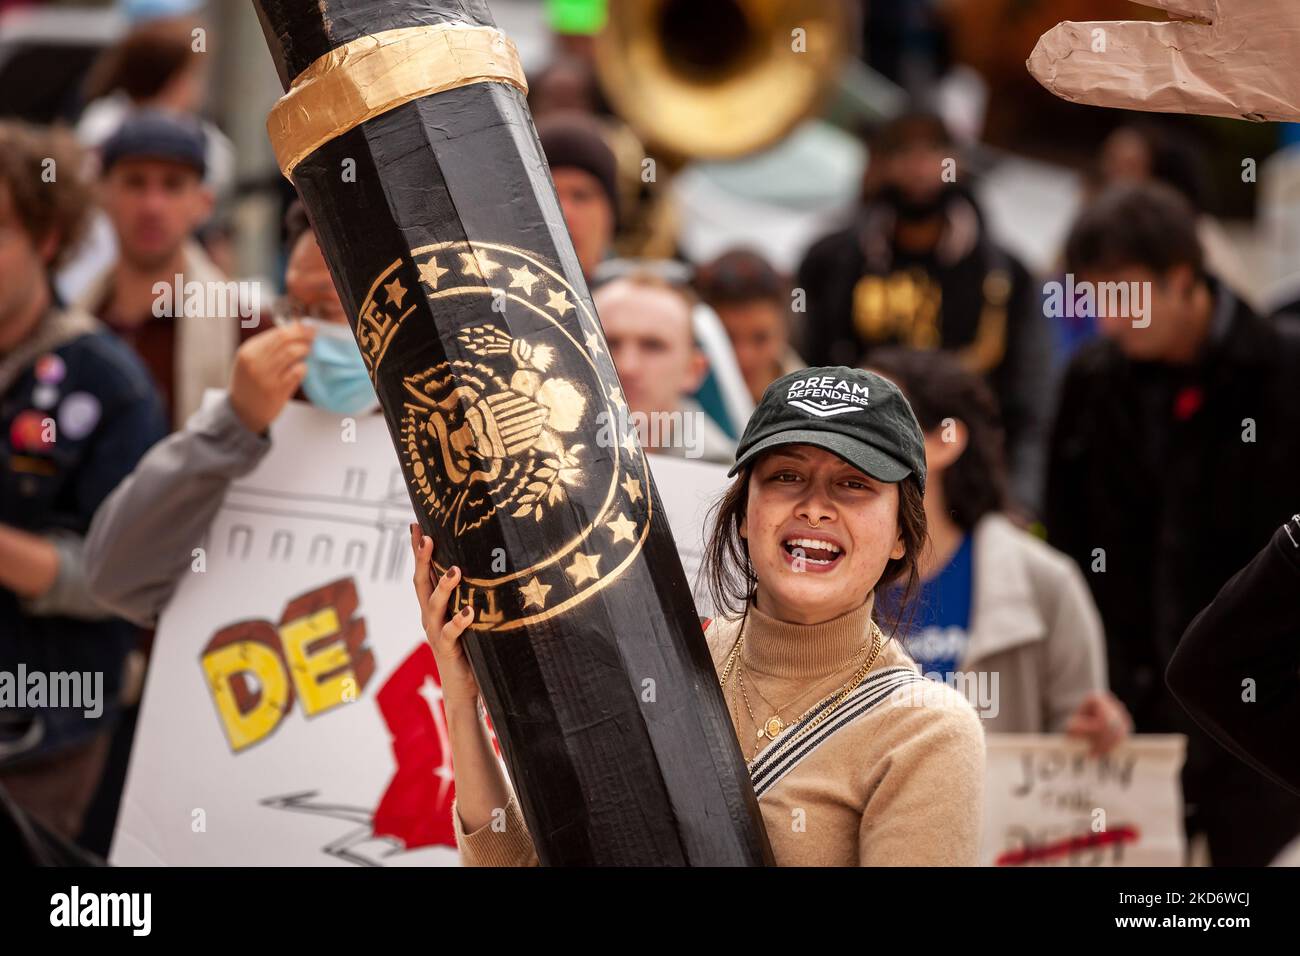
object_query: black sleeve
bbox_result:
[1166,518,1300,796]
[1044,356,1146,706]
[1043,355,1089,563]
[996,258,1053,516]
[794,232,846,368]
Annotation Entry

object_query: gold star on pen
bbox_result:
[546,288,575,316]
[383,277,408,308]
[519,576,552,610]
[606,512,637,544]
[584,330,604,357]
[508,265,540,296]
[621,475,642,504]
[565,552,602,586]
[607,384,627,411]
[459,249,501,279]
[418,257,449,289]
[622,429,639,456]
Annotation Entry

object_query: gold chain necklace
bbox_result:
[738,641,868,742]
[720,617,884,760]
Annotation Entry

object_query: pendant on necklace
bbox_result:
[763,716,785,740]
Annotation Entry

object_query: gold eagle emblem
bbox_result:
[402,325,588,535]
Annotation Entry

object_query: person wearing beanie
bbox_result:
[99,109,208,180]
[79,110,238,428]
[76,9,235,201]
[537,111,619,281]
[61,6,237,304]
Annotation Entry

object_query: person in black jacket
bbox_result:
[1167,515,1300,801]
[796,110,1052,514]
[1046,181,1300,865]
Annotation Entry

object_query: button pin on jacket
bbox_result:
[34,353,66,385]
[32,384,59,409]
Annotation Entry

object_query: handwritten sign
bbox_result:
[981,734,1186,867]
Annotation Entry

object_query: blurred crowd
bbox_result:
[3,0,1300,867]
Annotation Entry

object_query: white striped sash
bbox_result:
[747,666,925,799]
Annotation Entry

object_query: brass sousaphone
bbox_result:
[593,0,853,161]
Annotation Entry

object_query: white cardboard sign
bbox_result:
[111,399,730,866]
[981,733,1187,867]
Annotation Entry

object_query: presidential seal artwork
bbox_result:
[254,0,773,865]
[357,240,650,631]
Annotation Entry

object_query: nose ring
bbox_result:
[807,517,822,528]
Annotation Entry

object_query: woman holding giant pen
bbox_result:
[410,366,985,866]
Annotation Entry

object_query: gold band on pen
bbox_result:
[266,23,529,179]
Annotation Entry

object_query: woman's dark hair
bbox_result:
[82,19,199,104]
[700,462,927,639]
[866,347,1008,532]
[283,198,312,252]
[694,247,786,307]
[1065,181,1203,280]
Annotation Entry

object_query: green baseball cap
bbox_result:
[728,366,927,493]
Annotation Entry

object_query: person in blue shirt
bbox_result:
[902,532,974,682]
[0,121,167,844]
[869,347,1129,752]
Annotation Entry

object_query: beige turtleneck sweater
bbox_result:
[450,596,986,866]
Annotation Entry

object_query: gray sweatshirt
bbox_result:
[84,393,271,627]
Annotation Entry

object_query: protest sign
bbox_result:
[982,733,1187,867]
[111,398,731,866]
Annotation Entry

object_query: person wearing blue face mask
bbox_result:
[82,205,373,636]
[298,318,380,416]
[266,206,379,417]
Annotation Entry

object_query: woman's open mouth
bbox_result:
[781,535,845,573]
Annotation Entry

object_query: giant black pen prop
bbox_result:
[253,0,773,865]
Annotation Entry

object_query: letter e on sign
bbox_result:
[278,577,375,716]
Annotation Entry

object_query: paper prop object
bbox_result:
[1028,0,1300,122]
